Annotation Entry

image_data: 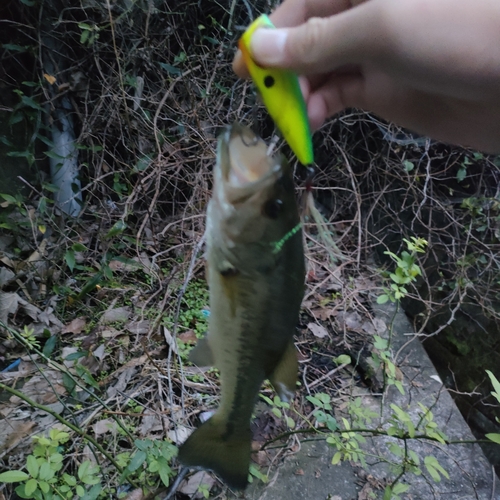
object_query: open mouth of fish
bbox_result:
[218,123,282,196]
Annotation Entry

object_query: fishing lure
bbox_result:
[238,14,314,166]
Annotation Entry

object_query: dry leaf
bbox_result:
[179,471,215,497]
[43,73,57,85]
[101,306,131,324]
[93,418,117,435]
[123,489,144,500]
[9,370,66,405]
[0,268,15,288]
[0,419,36,450]
[125,320,150,335]
[178,330,197,344]
[62,317,87,334]
[139,413,162,437]
[163,327,179,355]
[167,425,191,445]
[0,291,20,323]
[307,322,329,339]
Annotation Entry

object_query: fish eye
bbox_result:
[262,198,283,219]
[264,75,275,88]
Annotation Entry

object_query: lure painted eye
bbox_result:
[263,75,275,88]
[263,199,283,219]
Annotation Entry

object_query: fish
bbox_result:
[238,14,314,166]
[178,123,305,489]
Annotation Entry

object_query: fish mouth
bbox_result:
[218,124,280,192]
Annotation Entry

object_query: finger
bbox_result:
[233,0,357,78]
[269,0,353,28]
[251,1,385,74]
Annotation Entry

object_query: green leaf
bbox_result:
[0,470,30,482]
[392,482,410,495]
[63,474,77,486]
[331,452,342,465]
[76,484,85,497]
[128,451,147,472]
[38,462,54,481]
[158,458,171,487]
[25,478,38,496]
[159,63,181,75]
[373,336,388,350]
[80,30,90,45]
[26,456,39,479]
[334,354,351,365]
[486,433,500,444]
[377,294,389,304]
[2,44,28,52]
[43,335,57,357]
[65,249,75,272]
[81,484,102,500]
[403,160,414,172]
[486,370,500,403]
[38,481,50,493]
[105,220,127,239]
[424,456,449,482]
[72,243,87,252]
[457,167,467,182]
[20,0,36,5]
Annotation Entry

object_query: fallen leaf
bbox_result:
[167,425,191,445]
[101,327,122,339]
[93,418,117,435]
[0,268,15,288]
[307,322,329,339]
[0,419,35,451]
[125,320,150,335]
[179,471,215,497]
[101,307,131,324]
[92,344,106,361]
[43,73,56,85]
[178,330,197,344]
[9,370,66,405]
[0,291,20,324]
[62,317,87,334]
[123,489,144,500]
[139,413,162,437]
[163,327,179,355]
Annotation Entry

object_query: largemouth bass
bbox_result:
[178,123,305,489]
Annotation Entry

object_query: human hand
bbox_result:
[233,0,500,153]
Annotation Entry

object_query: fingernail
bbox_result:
[251,28,287,65]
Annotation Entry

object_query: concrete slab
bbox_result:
[225,301,498,500]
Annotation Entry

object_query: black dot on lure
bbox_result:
[264,75,275,88]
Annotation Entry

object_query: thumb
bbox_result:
[250,5,381,74]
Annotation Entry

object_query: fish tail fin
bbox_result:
[178,416,251,490]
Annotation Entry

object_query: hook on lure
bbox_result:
[238,15,314,167]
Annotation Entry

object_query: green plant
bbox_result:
[0,429,102,500]
[120,439,178,488]
[485,370,500,444]
[378,237,428,304]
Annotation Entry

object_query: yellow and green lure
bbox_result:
[239,14,314,166]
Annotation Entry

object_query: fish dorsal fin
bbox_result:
[269,339,298,402]
[189,336,215,367]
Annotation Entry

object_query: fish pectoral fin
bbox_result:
[178,416,251,490]
[189,336,215,367]
[269,339,298,402]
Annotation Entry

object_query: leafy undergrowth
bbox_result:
[1,0,500,499]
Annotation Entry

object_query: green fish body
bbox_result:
[178,123,305,489]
